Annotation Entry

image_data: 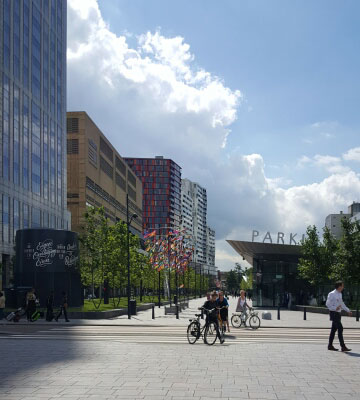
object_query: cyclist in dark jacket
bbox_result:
[201,291,224,344]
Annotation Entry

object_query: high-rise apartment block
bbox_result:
[124,156,181,236]
[1,0,69,287]
[325,201,360,239]
[181,179,216,275]
[67,112,143,236]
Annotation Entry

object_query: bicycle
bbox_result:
[217,306,229,336]
[187,307,224,345]
[231,307,261,329]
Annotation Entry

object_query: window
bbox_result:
[2,74,10,180]
[100,137,113,161]
[67,139,79,154]
[31,102,41,195]
[32,208,41,228]
[67,117,79,133]
[115,156,126,176]
[128,170,137,188]
[100,156,113,179]
[13,199,20,240]
[23,204,29,228]
[88,139,97,166]
[128,185,137,202]
[2,195,10,243]
[116,173,126,191]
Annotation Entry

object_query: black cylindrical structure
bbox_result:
[14,229,82,307]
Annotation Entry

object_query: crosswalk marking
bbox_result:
[1,326,359,344]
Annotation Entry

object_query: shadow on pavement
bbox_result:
[0,325,84,388]
[345,351,360,357]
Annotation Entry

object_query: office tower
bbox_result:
[1,0,69,288]
[67,112,143,236]
[124,156,181,236]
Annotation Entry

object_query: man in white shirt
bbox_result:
[326,281,352,352]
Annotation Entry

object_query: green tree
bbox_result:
[298,225,334,304]
[332,218,360,306]
[226,270,238,292]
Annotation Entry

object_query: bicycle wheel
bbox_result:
[204,322,218,346]
[231,314,242,328]
[187,321,200,344]
[249,315,261,329]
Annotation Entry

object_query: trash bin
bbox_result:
[129,299,137,315]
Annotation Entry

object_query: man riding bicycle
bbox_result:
[200,291,224,344]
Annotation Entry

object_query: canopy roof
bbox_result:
[227,240,302,265]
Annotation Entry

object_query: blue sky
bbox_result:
[98,0,360,185]
[67,0,360,269]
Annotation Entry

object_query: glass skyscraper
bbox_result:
[0,0,69,288]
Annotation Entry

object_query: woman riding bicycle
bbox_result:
[236,290,248,321]
[217,291,230,333]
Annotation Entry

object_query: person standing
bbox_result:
[201,291,224,344]
[46,291,54,322]
[326,281,352,352]
[216,291,230,333]
[0,291,5,320]
[55,291,70,322]
[26,288,36,322]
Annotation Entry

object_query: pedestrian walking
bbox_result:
[26,288,36,322]
[0,291,5,320]
[55,291,70,322]
[326,281,352,352]
[46,291,54,322]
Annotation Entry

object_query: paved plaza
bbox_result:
[1,297,360,400]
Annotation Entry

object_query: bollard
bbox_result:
[176,305,179,319]
[277,306,280,320]
[201,309,204,320]
[356,308,359,322]
[304,307,307,320]
[152,304,155,320]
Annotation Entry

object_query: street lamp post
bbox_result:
[127,194,138,320]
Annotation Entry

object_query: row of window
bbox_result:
[2,74,65,206]
[1,194,67,244]
[3,0,65,123]
[85,177,141,223]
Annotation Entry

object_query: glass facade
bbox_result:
[0,0,69,287]
[125,157,182,236]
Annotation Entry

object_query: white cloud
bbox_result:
[343,147,360,162]
[67,0,360,271]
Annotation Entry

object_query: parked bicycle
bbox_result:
[231,307,261,329]
[187,307,224,345]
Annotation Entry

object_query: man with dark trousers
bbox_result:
[326,281,352,352]
[55,291,70,322]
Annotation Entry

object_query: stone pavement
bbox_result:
[2,296,360,328]
[0,335,360,400]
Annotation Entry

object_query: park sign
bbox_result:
[251,230,305,245]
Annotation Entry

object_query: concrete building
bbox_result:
[180,179,217,277]
[124,156,181,237]
[206,226,216,275]
[1,0,69,288]
[325,202,360,239]
[67,112,143,236]
[181,179,207,264]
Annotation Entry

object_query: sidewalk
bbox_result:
[2,295,360,328]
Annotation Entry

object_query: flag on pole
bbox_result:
[144,230,156,239]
